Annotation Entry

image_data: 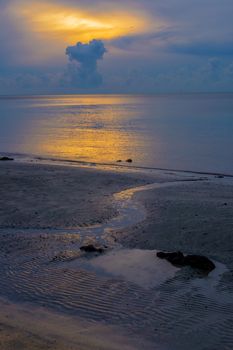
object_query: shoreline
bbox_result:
[2,151,233,177]
[0,160,233,349]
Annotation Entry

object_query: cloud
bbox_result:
[65,39,107,88]
[1,0,233,93]
[2,0,157,66]
[170,41,233,57]
[109,30,173,50]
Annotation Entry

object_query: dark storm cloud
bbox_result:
[65,40,107,88]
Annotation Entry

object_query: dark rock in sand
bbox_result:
[157,251,215,272]
[184,255,215,271]
[157,251,185,266]
[116,160,122,163]
[0,156,14,161]
[80,244,104,253]
[126,159,133,163]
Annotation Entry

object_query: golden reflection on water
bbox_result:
[31,95,142,107]
[38,128,136,164]
[3,94,233,173]
[26,95,144,164]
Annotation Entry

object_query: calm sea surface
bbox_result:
[0,94,233,174]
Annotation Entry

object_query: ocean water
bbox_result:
[0,93,233,174]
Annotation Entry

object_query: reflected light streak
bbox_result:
[25,95,144,164]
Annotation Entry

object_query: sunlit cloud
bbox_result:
[1,0,232,93]
[6,0,165,65]
[17,3,135,41]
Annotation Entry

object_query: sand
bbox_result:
[119,179,233,265]
[0,162,151,229]
[0,297,151,350]
[0,160,233,350]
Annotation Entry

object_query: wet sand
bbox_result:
[0,161,233,350]
[0,161,152,229]
[118,178,233,265]
[0,297,151,350]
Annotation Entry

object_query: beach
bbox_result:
[1,160,233,349]
[1,0,233,346]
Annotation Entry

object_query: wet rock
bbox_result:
[80,244,105,253]
[157,251,215,272]
[157,251,185,266]
[116,160,122,163]
[184,255,215,271]
[0,156,14,161]
[126,159,133,163]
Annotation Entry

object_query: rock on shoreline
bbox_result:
[157,251,215,272]
[0,156,14,161]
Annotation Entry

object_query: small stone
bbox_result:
[0,156,14,161]
[126,159,133,163]
[80,244,105,253]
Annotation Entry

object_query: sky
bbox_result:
[0,0,233,94]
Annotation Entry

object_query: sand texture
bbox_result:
[118,179,233,264]
[0,161,233,350]
[0,162,150,229]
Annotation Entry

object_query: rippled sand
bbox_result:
[0,298,150,350]
[0,161,233,349]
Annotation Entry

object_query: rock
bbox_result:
[157,251,185,266]
[184,255,215,271]
[80,244,104,253]
[157,251,215,272]
[215,175,224,179]
[0,156,14,161]
[116,160,122,163]
[126,159,133,163]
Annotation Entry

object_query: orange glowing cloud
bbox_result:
[6,0,165,65]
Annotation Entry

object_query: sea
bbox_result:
[0,93,233,174]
